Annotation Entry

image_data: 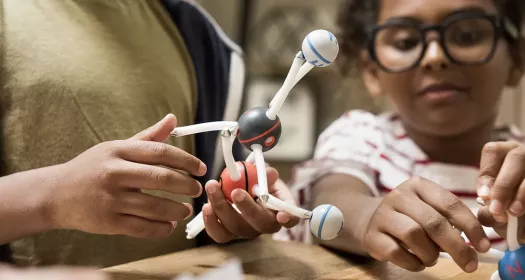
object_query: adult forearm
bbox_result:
[0,165,59,244]
[311,174,381,256]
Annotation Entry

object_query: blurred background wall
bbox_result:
[194,0,525,182]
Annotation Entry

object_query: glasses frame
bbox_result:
[366,12,515,73]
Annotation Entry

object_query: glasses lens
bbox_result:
[445,17,496,63]
[374,25,423,71]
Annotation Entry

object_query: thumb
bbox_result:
[477,141,519,200]
[131,114,177,142]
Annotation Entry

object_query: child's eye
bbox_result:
[448,29,488,46]
[376,27,421,51]
[393,36,421,50]
[446,19,494,47]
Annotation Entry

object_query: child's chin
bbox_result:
[410,111,482,137]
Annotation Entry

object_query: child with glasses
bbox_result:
[274,0,525,274]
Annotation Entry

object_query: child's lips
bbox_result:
[416,83,470,103]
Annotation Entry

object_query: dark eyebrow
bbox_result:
[382,6,493,26]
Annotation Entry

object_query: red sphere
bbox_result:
[220,161,258,203]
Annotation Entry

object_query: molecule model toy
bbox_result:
[171,29,345,241]
[490,213,525,280]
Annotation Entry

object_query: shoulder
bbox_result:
[160,0,242,56]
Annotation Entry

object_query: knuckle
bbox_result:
[229,224,247,237]
[423,215,448,235]
[212,198,230,212]
[387,188,404,202]
[98,162,121,184]
[464,220,483,235]
[384,189,410,207]
[150,143,169,158]
[153,169,172,185]
[425,251,440,266]
[102,192,120,210]
[509,147,525,160]
[130,222,153,238]
[408,176,425,187]
[482,142,502,155]
[456,244,473,265]
[260,221,281,234]
[147,202,167,219]
[103,140,124,157]
[442,195,463,212]
[384,245,405,260]
[399,176,425,192]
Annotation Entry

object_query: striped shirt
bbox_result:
[273,110,525,251]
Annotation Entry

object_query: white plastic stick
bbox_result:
[257,197,280,211]
[478,248,505,263]
[507,212,520,251]
[266,52,305,120]
[245,152,255,164]
[171,121,238,137]
[186,211,204,239]
[186,211,199,228]
[221,129,241,181]
[292,63,314,87]
[269,62,314,109]
[253,186,311,219]
[251,144,268,196]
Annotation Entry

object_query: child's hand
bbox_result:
[476,141,525,240]
[362,177,490,273]
[47,114,206,238]
[202,168,300,243]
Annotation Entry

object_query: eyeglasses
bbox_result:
[366,12,520,73]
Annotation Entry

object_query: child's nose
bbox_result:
[421,41,450,71]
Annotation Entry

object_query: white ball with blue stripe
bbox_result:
[309,204,344,240]
[302,29,339,67]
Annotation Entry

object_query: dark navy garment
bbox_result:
[160,0,246,245]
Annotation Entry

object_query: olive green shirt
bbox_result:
[1,0,198,267]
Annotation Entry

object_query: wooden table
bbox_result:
[104,236,499,280]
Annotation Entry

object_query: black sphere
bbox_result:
[237,107,282,152]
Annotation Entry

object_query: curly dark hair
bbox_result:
[336,0,525,74]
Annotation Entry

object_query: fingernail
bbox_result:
[479,177,492,188]
[510,201,523,215]
[489,200,503,215]
[203,205,211,216]
[194,183,203,198]
[207,184,217,195]
[199,163,207,175]
[280,215,290,224]
[477,185,490,198]
[479,238,491,253]
[184,203,193,219]
[465,260,478,273]
[494,214,507,223]
[171,221,178,228]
